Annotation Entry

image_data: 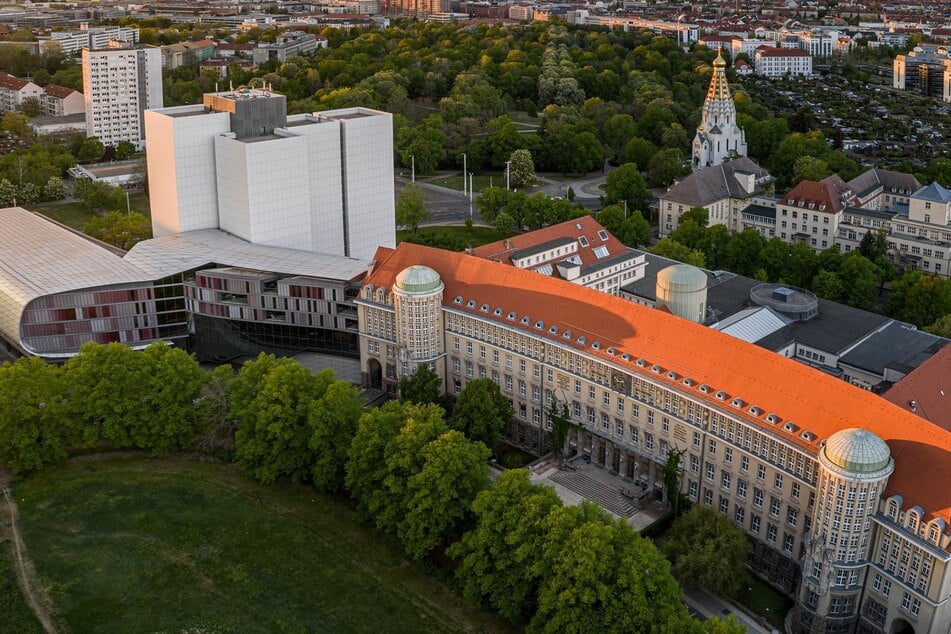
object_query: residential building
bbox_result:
[356,241,951,634]
[894,45,951,101]
[659,157,772,238]
[144,88,394,261]
[889,183,951,277]
[847,169,921,212]
[734,58,754,76]
[43,25,139,55]
[161,39,216,68]
[692,49,748,170]
[754,46,813,77]
[470,216,647,296]
[39,84,83,117]
[0,73,41,114]
[252,31,324,63]
[775,176,853,252]
[82,41,163,149]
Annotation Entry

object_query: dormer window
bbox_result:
[521,316,530,325]
[577,336,587,344]
[549,325,558,334]
[666,371,677,380]
[765,413,779,425]
[698,384,710,394]
[800,430,815,442]
[748,405,761,416]
[730,397,743,408]
[534,320,544,329]
[682,378,694,387]
[480,303,489,312]
[506,311,516,321]
[466,300,476,308]
[783,421,797,433]
[635,359,647,368]
[650,364,662,374]
[453,296,463,304]
[606,346,615,355]
[591,341,601,350]
[493,308,502,316]
[715,390,727,401]
[562,330,572,339]
[620,353,631,361]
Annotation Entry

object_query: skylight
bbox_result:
[597,230,608,242]
[593,246,609,259]
[578,236,589,247]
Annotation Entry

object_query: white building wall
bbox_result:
[336,110,395,260]
[144,107,230,236]
[243,135,313,250]
[288,116,346,257]
[214,134,253,242]
[139,47,163,112]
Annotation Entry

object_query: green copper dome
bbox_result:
[395,265,442,294]
[823,428,891,474]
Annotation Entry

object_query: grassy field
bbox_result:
[0,543,42,634]
[424,172,504,193]
[12,455,510,634]
[738,575,794,630]
[397,225,503,250]
[28,192,151,232]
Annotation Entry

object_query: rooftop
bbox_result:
[123,229,367,282]
[663,157,770,208]
[913,182,951,204]
[839,322,947,377]
[366,242,951,525]
[883,345,951,432]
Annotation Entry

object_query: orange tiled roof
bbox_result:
[0,72,30,91]
[781,175,853,213]
[365,242,951,528]
[471,216,629,272]
[42,84,75,99]
[884,345,951,433]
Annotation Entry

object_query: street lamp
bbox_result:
[411,155,415,183]
[462,153,467,197]
[505,160,511,191]
[468,172,474,220]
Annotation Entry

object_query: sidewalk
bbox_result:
[684,588,780,634]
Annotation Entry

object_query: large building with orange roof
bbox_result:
[357,241,951,634]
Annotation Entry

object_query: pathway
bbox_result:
[683,588,779,634]
[1,487,60,634]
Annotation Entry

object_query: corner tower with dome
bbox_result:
[692,49,748,170]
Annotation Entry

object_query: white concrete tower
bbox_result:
[392,265,444,382]
[798,428,894,633]
[692,49,747,170]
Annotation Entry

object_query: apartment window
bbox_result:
[518,380,526,396]
[721,471,731,490]
[757,464,766,480]
[690,454,699,473]
[865,599,887,625]
[774,473,783,489]
[787,507,798,528]
[753,488,764,508]
[719,496,729,514]
[737,479,747,499]
[783,533,794,554]
[705,464,715,482]
[647,410,654,425]
[574,380,581,395]
[811,561,822,580]
[741,456,749,472]
[770,496,781,517]
[791,482,800,499]
[662,417,669,433]
[688,481,698,498]
[601,413,610,431]
[735,506,745,524]
[708,439,716,456]
[766,523,777,543]
[751,514,761,534]
[505,375,513,391]
[602,391,610,406]
[587,407,596,424]
[466,341,472,356]
[703,488,713,506]
[693,432,701,447]
[645,433,654,451]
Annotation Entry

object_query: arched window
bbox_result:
[929,523,941,544]
[887,500,899,520]
[908,512,919,533]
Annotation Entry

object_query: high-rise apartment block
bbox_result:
[82,41,162,149]
[144,88,394,261]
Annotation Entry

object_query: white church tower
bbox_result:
[692,49,747,170]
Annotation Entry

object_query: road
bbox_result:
[683,588,780,634]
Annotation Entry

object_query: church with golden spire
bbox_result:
[691,48,748,170]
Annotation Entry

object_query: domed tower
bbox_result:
[692,48,748,170]
[392,265,444,379]
[798,428,894,633]
[656,264,708,323]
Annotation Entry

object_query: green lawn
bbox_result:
[12,455,510,634]
[425,172,505,193]
[398,225,503,251]
[738,575,794,630]
[28,192,151,232]
[0,543,42,634]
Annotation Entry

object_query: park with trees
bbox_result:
[0,346,748,632]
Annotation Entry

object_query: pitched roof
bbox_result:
[471,216,632,277]
[847,168,921,199]
[912,182,951,204]
[781,175,853,213]
[42,84,76,99]
[883,345,951,433]
[0,72,30,91]
[366,242,951,526]
[663,157,770,207]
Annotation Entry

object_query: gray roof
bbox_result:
[912,182,951,204]
[841,206,899,222]
[838,322,947,376]
[512,236,575,261]
[741,203,776,220]
[847,168,921,199]
[0,207,153,351]
[662,157,770,207]
[124,229,367,282]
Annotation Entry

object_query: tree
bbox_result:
[346,401,418,521]
[508,149,535,188]
[84,211,152,249]
[398,364,442,405]
[398,430,490,558]
[309,380,365,492]
[839,252,880,310]
[396,182,428,233]
[922,157,951,187]
[604,163,648,213]
[232,356,333,483]
[0,357,67,473]
[792,155,831,184]
[925,313,951,338]
[377,404,449,533]
[662,506,751,599]
[663,447,686,517]
[135,344,207,455]
[195,364,236,455]
[621,136,656,171]
[19,97,41,118]
[449,469,563,622]
[725,228,766,277]
[648,148,688,186]
[114,140,136,161]
[1,112,33,138]
[549,397,573,456]
[76,136,104,163]
[450,378,512,448]
[494,211,515,237]
[74,178,126,213]
[652,239,706,268]
[530,502,689,633]
[475,186,510,225]
[42,175,68,201]
[887,271,951,328]
[811,269,844,302]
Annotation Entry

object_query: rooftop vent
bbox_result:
[772,287,795,303]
